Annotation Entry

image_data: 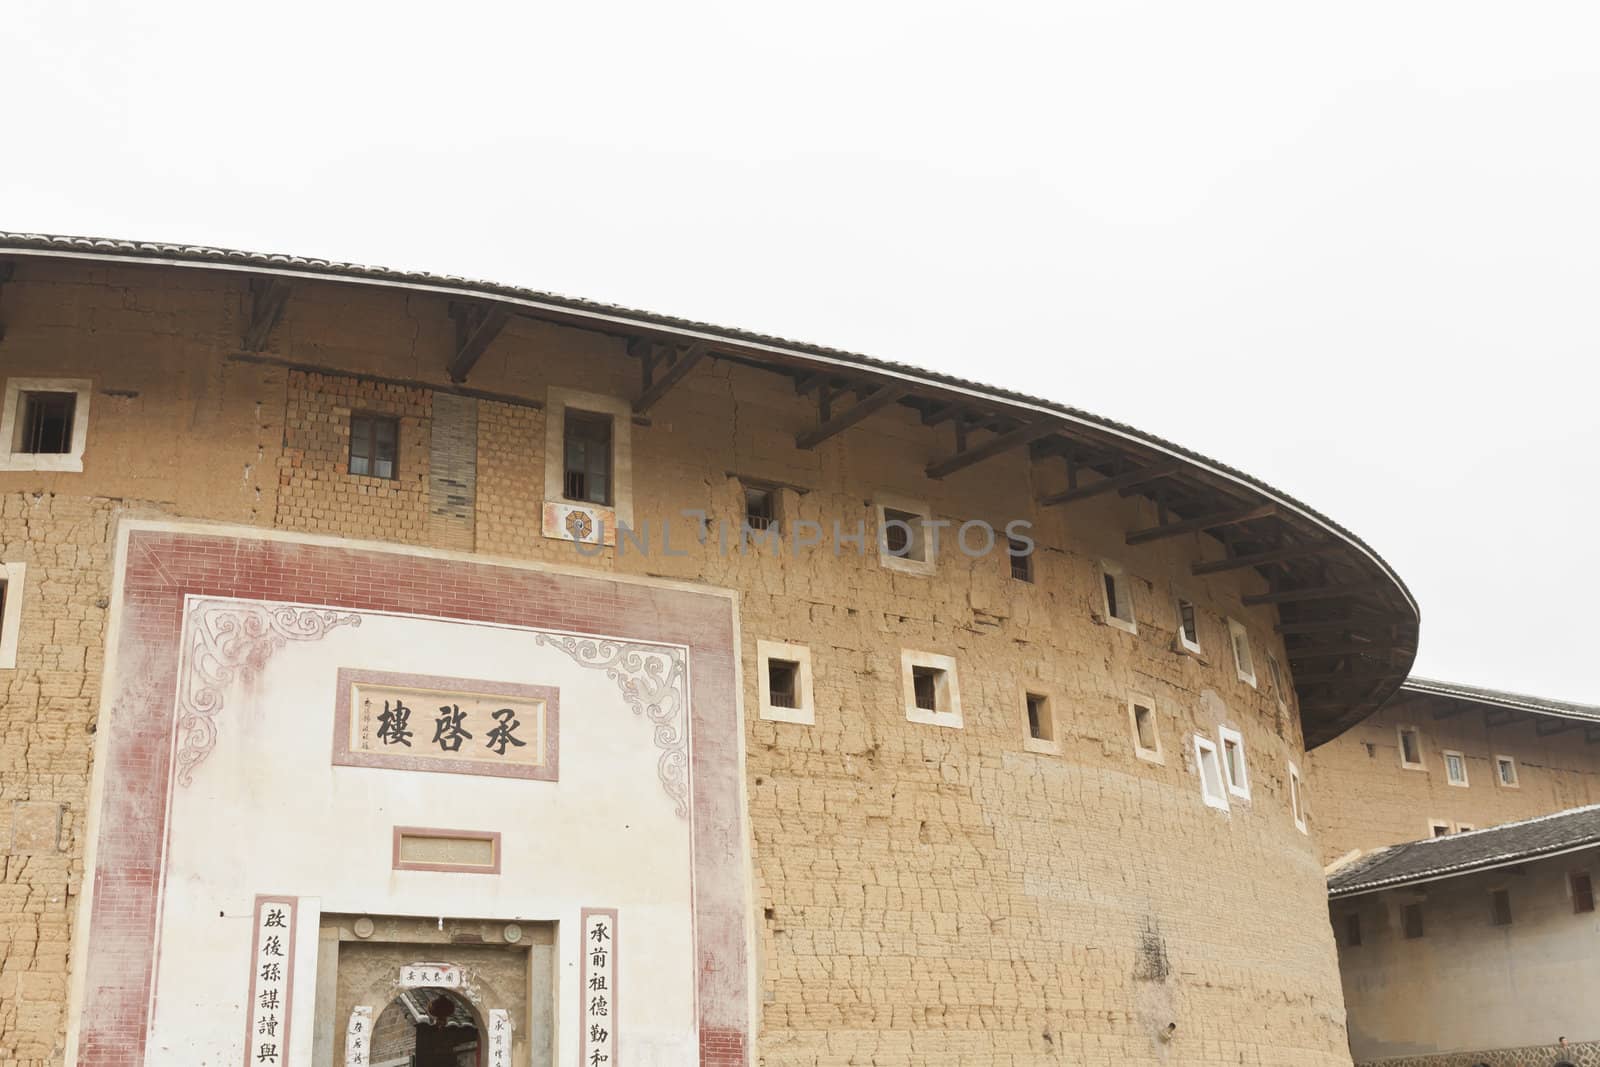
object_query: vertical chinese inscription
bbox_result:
[244,896,296,1065]
[344,1006,372,1067]
[581,908,617,1066]
[487,1008,511,1067]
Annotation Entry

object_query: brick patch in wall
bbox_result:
[428,391,477,551]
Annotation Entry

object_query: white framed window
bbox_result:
[1098,560,1137,634]
[1455,822,1475,833]
[1288,761,1307,833]
[0,561,26,670]
[1428,819,1451,838]
[1021,687,1059,755]
[1227,618,1256,687]
[1218,725,1250,800]
[1267,652,1288,713]
[1173,593,1202,654]
[1495,754,1520,788]
[542,387,634,545]
[1443,749,1469,787]
[876,494,936,576]
[901,649,962,729]
[1194,735,1229,811]
[756,640,814,725]
[1397,725,1426,770]
[1128,695,1162,764]
[0,378,93,472]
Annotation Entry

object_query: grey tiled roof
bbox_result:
[1329,804,1600,898]
[1402,677,1600,724]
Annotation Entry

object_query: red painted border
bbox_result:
[76,527,749,1066]
[241,895,298,1067]
[332,667,560,782]
[579,908,619,1067]
[391,826,503,875]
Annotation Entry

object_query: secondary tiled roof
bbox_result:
[1329,804,1600,898]
[1401,677,1600,725]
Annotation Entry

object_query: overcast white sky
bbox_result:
[6,1,1596,700]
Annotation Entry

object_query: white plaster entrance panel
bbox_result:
[143,597,699,1064]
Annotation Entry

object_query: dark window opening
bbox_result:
[883,508,922,560]
[1572,873,1595,914]
[1026,692,1050,741]
[912,666,942,712]
[744,487,777,532]
[1178,599,1198,645]
[1431,823,1451,838]
[1008,538,1033,582]
[348,413,399,479]
[562,410,613,505]
[1402,902,1425,939]
[1490,889,1513,927]
[1133,703,1158,752]
[1103,572,1120,616]
[18,391,76,454]
[1400,728,1421,765]
[767,658,800,709]
[1344,912,1361,947]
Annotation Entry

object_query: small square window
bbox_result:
[1021,690,1058,754]
[1398,726,1425,770]
[1,378,93,472]
[0,561,24,670]
[348,413,399,479]
[1227,619,1256,687]
[1008,537,1033,583]
[1289,761,1307,833]
[17,392,76,454]
[1443,750,1469,787]
[756,640,814,725]
[1455,823,1475,833]
[1174,596,1201,654]
[1344,912,1362,948]
[744,485,778,533]
[877,498,935,575]
[1099,561,1137,634]
[1571,872,1595,914]
[1489,889,1513,927]
[1218,725,1250,800]
[1495,755,1519,788]
[1429,820,1451,838]
[902,650,962,728]
[1194,735,1229,811]
[563,410,614,505]
[1128,697,1161,764]
[1402,902,1425,939]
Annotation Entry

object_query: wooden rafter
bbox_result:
[1037,461,1181,508]
[1484,709,1521,729]
[925,422,1057,479]
[1243,580,1387,607]
[1535,718,1581,737]
[795,383,909,449]
[446,303,511,382]
[1192,540,1341,576]
[1293,667,1407,685]
[1286,639,1413,662]
[1126,503,1276,546]
[1275,615,1407,636]
[242,277,292,352]
[633,341,708,414]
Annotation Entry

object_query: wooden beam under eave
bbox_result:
[1192,540,1341,576]
[1286,639,1413,662]
[1535,718,1581,737]
[1275,615,1408,636]
[925,422,1057,479]
[242,278,292,352]
[1585,726,1600,745]
[446,304,511,383]
[1293,667,1407,685]
[1037,462,1183,508]
[795,384,909,449]
[1244,580,1388,607]
[1484,709,1521,729]
[633,342,708,414]
[1126,502,1277,546]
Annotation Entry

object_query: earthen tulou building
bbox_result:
[0,233,1425,1066]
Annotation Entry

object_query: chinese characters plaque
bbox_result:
[333,669,559,782]
[487,1008,511,1066]
[581,908,617,1066]
[244,895,296,1065]
[344,1006,372,1067]
[399,962,463,989]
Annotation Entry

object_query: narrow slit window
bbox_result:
[1008,537,1033,582]
[0,562,23,670]
[1227,618,1256,686]
[1130,699,1161,762]
[1219,726,1249,799]
[1489,889,1513,927]
[1398,726,1424,769]
[17,392,76,454]
[1496,755,1519,787]
[1100,561,1136,633]
[912,666,941,712]
[1344,912,1362,947]
[1267,653,1288,710]
[1025,692,1052,743]
[1444,750,1468,787]
[1290,761,1307,833]
[1194,736,1228,811]
[562,410,614,505]
[767,659,800,709]
[744,486,777,532]
[1571,872,1595,914]
[1176,597,1200,652]
[1402,902,1425,939]
[348,413,399,479]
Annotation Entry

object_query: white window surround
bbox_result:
[1098,560,1137,635]
[1397,725,1426,771]
[1194,735,1229,811]
[0,378,93,473]
[1021,685,1060,755]
[542,387,634,544]
[1443,749,1469,788]
[1172,591,1202,655]
[756,639,815,726]
[1428,819,1451,838]
[1289,761,1307,833]
[875,494,936,576]
[1218,724,1250,800]
[0,561,25,670]
[1267,653,1289,712]
[1455,823,1476,833]
[1227,618,1256,687]
[901,649,962,729]
[1495,754,1520,788]
[1128,695,1162,764]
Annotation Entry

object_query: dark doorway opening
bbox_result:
[372,986,481,1067]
